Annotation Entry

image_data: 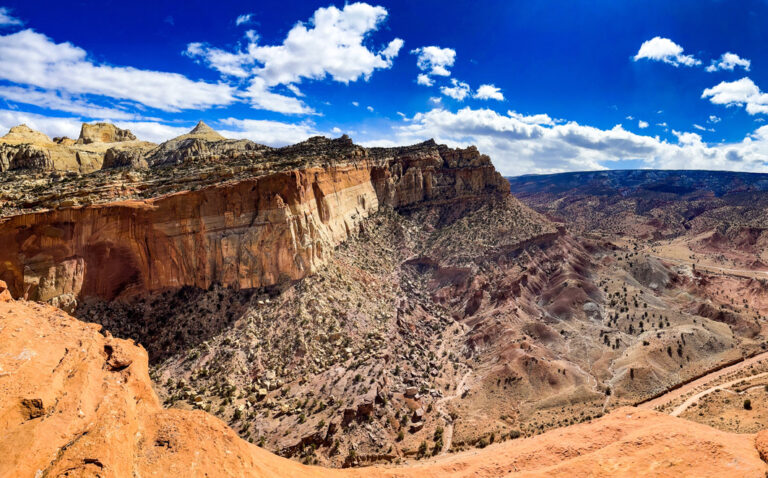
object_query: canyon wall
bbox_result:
[0,143,508,304]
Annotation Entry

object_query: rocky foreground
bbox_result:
[1,288,767,477]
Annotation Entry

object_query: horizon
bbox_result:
[1,0,767,175]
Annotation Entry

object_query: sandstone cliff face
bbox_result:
[1,294,766,477]
[0,139,508,305]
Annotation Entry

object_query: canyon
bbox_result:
[2,122,768,475]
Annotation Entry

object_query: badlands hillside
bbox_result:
[2,290,767,477]
[1,122,768,475]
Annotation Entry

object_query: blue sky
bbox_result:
[0,0,767,175]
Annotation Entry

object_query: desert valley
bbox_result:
[1,121,768,477]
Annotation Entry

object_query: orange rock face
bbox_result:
[1,297,767,477]
[0,145,507,303]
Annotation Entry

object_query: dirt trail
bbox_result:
[669,371,768,417]
[637,351,768,413]
[648,254,768,279]
[435,370,472,455]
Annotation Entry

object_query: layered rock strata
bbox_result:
[0,136,508,305]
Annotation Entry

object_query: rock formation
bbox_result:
[77,122,137,144]
[0,123,152,173]
[142,121,263,167]
[0,136,509,305]
[1,294,766,477]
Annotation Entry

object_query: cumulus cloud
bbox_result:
[633,37,700,67]
[184,43,250,78]
[440,79,470,101]
[411,46,456,78]
[217,117,320,146]
[416,73,434,86]
[507,110,554,125]
[114,121,190,143]
[242,77,315,114]
[0,7,21,27]
[188,3,402,86]
[474,84,504,101]
[708,115,721,123]
[366,105,374,112]
[0,29,236,113]
[706,52,750,72]
[186,3,402,114]
[0,86,139,120]
[638,120,649,129]
[0,109,81,139]
[235,14,252,26]
[381,106,768,175]
[702,77,768,115]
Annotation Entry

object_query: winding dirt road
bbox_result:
[637,351,768,414]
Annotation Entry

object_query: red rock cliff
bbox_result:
[0,139,508,304]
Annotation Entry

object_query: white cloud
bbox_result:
[507,110,554,126]
[235,14,252,26]
[188,3,403,87]
[366,105,374,112]
[416,73,434,86]
[474,84,504,101]
[440,79,470,101]
[633,37,700,67]
[0,29,236,112]
[692,124,714,132]
[242,77,315,114]
[217,117,320,146]
[625,115,634,120]
[0,7,21,27]
[0,86,138,120]
[702,77,768,115]
[0,109,81,139]
[114,121,190,143]
[428,96,442,105]
[708,115,721,123]
[184,43,250,78]
[382,106,768,175]
[352,101,359,107]
[331,126,342,134]
[638,120,649,129]
[706,52,750,72]
[411,46,456,77]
